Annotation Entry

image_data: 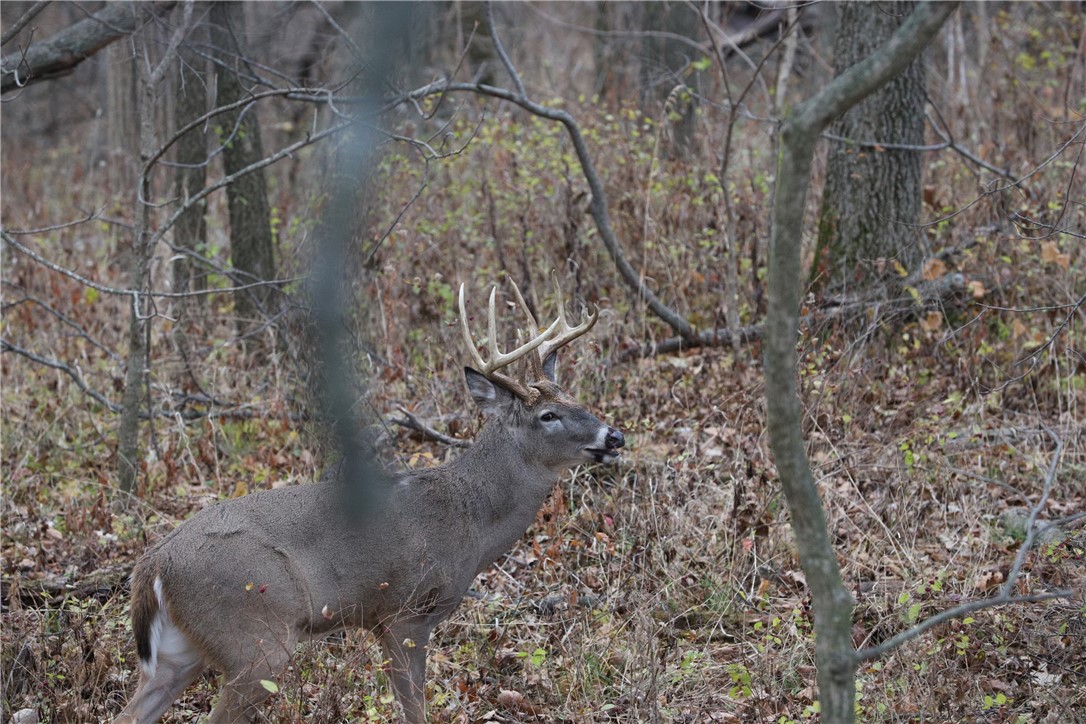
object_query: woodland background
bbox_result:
[1,2,1084,722]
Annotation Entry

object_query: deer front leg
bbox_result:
[377,622,432,724]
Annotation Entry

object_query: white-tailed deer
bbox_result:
[114,279,624,723]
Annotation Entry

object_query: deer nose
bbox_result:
[605,428,625,450]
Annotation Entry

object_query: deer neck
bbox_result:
[450,418,558,560]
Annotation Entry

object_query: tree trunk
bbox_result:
[209,1,276,340]
[638,1,701,159]
[170,18,209,384]
[117,5,193,502]
[765,2,957,721]
[814,2,928,294]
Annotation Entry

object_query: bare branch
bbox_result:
[146,118,355,249]
[2,295,122,364]
[390,407,470,448]
[1,1,51,47]
[855,590,1072,663]
[400,77,696,341]
[485,1,525,99]
[1001,430,1063,597]
[1,1,176,94]
[1,338,121,412]
[2,229,305,300]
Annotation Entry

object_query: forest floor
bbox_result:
[3,8,1085,721]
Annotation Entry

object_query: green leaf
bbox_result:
[259,679,279,693]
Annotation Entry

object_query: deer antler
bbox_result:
[458,276,599,401]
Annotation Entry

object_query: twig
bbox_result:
[2,229,305,300]
[1002,429,1063,596]
[621,324,764,360]
[400,77,696,342]
[856,429,1070,663]
[1,338,121,412]
[391,407,470,448]
[854,589,1072,662]
[1,1,50,47]
[2,295,121,363]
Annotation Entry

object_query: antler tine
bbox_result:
[459,283,488,372]
[509,277,563,350]
[459,282,553,375]
[537,274,599,362]
[508,278,540,339]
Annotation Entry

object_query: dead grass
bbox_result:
[3,5,1085,721]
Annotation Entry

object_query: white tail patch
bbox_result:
[142,577,200,679]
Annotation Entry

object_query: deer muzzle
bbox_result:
[587,426,625,464]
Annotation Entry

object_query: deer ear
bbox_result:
[541,351,558,383]
[464,367,517,414]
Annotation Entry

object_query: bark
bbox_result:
[765,3,957,721]
[117,3,192,503]
[172,25,209,299]
[0,1,176,94]
[638,1,701,158]
[814,2,929,293]
[170,17,209,379]
[209,1,276,339]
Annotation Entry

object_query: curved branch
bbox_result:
[1,1,51,48]
[402,79,695,341]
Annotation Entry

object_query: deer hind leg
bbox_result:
[207,636,295,724]
[113,638,204,723]
[377,622,433,724]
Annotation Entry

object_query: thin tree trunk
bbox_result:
[209,1,276,341]
[765,3,957,720]
[814,1,928,294]
[170,20,209,382]
[117,4,193,504]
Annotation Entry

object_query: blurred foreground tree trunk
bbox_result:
[209,1,276,340]
[814,1,928,294]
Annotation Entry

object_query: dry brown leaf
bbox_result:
[968,280,987,299]
[919,311,943,332]
[974,569,1004,591]
[1041,241,1071,269]
[922,258,948,281]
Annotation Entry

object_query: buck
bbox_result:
[114,279,625,723]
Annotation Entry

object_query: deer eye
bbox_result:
[540,411,558,422]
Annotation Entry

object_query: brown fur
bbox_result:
[130,558,160,665]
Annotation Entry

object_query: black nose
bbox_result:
[606,428,625,450]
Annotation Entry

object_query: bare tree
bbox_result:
[767,3,954,721]
[117,4,193,502]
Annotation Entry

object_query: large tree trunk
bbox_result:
[814,1,928,294]
[209,1,276,340]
